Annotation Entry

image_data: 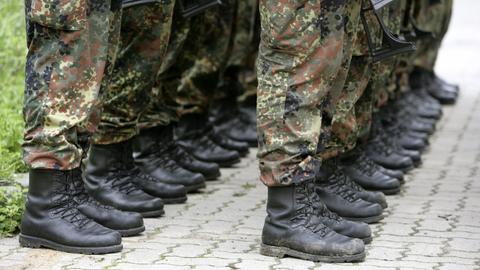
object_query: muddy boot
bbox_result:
[19,169,122,254]
[260,181,365,262]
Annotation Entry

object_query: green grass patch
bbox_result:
[0,1,27,236]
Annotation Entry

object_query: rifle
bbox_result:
[361,0,416,62]
[178,0,223,18]
[122,0,162,9]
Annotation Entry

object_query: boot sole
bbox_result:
[401,164,415,173]
[185,182,206,193]
[380,187,401,195]
[217,158,241,168]
[204,171,221,181]
[345,214,384,224]
[260,243,365,263]
[117,225,145,237]
[362,236,373,244]
[140,209,165,218]
[162,196,188,204]
[19,234,122,255]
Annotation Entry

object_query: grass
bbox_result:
[0,1,27,180]
[0,1,28,236]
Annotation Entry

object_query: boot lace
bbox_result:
[291,182,329,236]
[143,142,181,171]
[323,170,359,203]
[70,172,119,211]
[50,172,91,228]
[352,154,378,177]
[168,142,195,163]
[105,164,141,194]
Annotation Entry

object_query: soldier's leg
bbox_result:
[84,2,183,217]
[134,5,222,183]
[212,0,259,148]
[323,2,409,200]
[411,0,458,104]
[257,0,366,262]
[20,0,123,254]
[170,5,245,167]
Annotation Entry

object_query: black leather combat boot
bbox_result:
[133,126,206,193]
[65,169,145,237]
[368,117,416,171]
[215,116,257,147]
[365,136,414,172]
[128,167,188,204]
[209,83,258,147]
[394,132,429,151]
[261,181,365,262]
[210,129,250,157]
[377,129,423,167]
[430,71,459,93]
[341,150,401,195]
[402,91,442,115]
[314,197,372,244]
[411,67,458,105]
[394,97,442,120]
[85,141,165,217]
[315,160,384,223]
[20,169,122,254]
[176,113,241,167]
[168,142,221,181]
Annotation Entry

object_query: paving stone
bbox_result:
[233,259,277,270]
[272,258,316,269]
[160,256,238,267]
[111,263,190,270]
[437,263,479,270]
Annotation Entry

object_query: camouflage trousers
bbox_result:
[257,0,349,187]
[324,0,409,156]
[227,0,258,69]
[93,1,175,144]
[173,3,236,117]
[23,0,122,170]
[414,0,453,71]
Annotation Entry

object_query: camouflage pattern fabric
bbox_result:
[413,0,453,71]
[23,0,122,170]
[173,3,236,116]
[93,2,175,144]
[318,0,376,159]
[227,0,257,69]
[257,0,348,187]
[138,3,190,130]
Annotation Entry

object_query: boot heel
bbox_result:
[19,234,42,248]
[260,243,286,258]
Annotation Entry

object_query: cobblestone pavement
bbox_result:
[1,1,480,270]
